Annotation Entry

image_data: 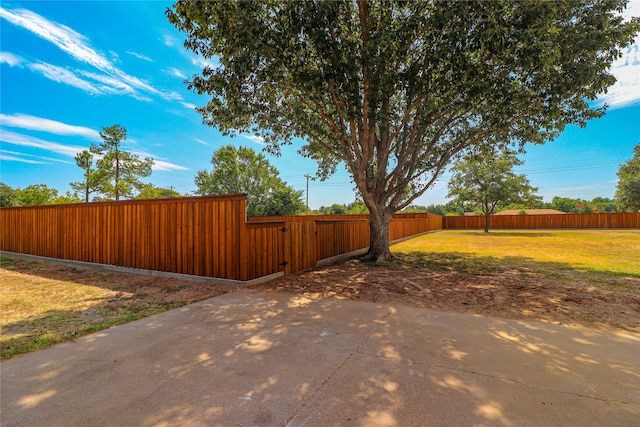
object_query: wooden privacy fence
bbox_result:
[443,212,640,229]
[2,196,636,282]
[0,195,442,282]
[0,195,248,280]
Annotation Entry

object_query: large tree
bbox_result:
[447,149,541,232]
[90,125,154,201]
[615,143,640,211]
[195,144,305,216]
[70,150,107,203]
[168,0,639,261]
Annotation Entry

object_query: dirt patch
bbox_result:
[3,256,638,335]
[1,258,238,310]
[251,259,640,332]
[1,257,242,359]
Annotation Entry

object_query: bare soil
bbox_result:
[4,256,639,333]
[251,259,640,333]
[1,257,238,307]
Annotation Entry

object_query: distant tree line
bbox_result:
[0,181,183,207]
[4,136,637,218]
[401,196,621,216]
[0,124,180,207]
[2,181,624,214]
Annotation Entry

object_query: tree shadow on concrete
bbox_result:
[258,254,640,333]
[2,291,638,426]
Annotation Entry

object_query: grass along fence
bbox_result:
[0,195,442,282]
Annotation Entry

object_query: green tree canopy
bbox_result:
[615,143,640,211]
[14,184,60,206]
[70,150,108,203]
[447,149,541,232]
[194,145,304,216]
[168,0,639,261]
[136,184,182,199]
[1,182,81,206]
[0,182,17,207]
[550,196,619,213]
[90,125,154,201]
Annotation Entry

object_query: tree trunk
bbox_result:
[364,208,393,263]
[484,211,490,233]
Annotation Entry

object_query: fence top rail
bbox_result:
[447,212,638,217]
[314,218,370,223]
[248,212,442,222]
[0,194,248,211]
[246,221,287,227]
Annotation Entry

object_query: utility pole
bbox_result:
[304,174,312,214]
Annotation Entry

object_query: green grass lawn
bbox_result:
[392,229,640,277]
[0,256,232,360]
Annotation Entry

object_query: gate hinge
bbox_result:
[280,261,288,267]
[281,227,288,232]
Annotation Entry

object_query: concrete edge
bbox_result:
[315,229,443,267]
[0,251,284,287]
[316,248,369,267]
[389,228,442,245]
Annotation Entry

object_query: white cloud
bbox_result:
[194,138,209,146]
[168,67,186,79]
[0,7,113,70]
[0,51,23,66]
[1,149,74,164]
[163,34,177,47]
[0,153,46,164]
[161,90,184,101]
[0,130,85,157]
[128,149,189,172]
[28,62,103,95]
[242,134,267,145]
[0,6,174,102]
[127,51,153,62]
[0,113,101,140]
[597,3,640,108]
[1,129,187,172]
[78,70,152,101]
[151,159,189,172]
[191,57,216,69]
[599,44,640,108]
[182,101,198,110]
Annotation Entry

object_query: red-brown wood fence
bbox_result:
[0,195,248,279]
[443,212,640,229]
[0,195,441,281]
[1,196,637,282]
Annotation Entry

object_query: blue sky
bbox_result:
[1,1,639,209]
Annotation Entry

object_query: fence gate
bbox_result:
[283,221,317,275]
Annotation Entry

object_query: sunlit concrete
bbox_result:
[1,289,638,426]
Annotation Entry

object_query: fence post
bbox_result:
[239,197,249,281]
